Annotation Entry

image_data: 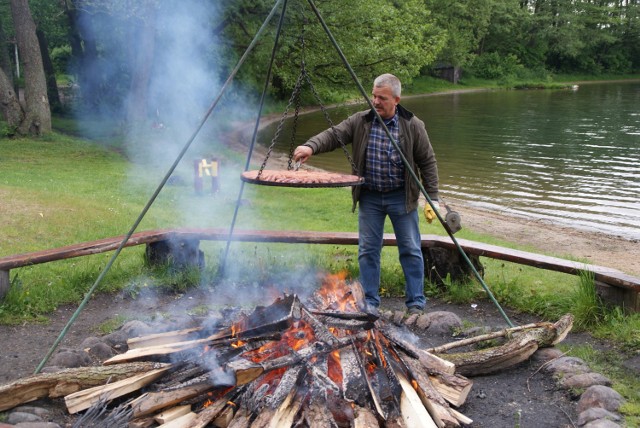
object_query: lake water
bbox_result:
[260,81,640,241]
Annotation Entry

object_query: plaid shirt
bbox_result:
[364,112,404,192]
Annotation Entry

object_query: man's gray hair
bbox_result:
[374,73,401,97]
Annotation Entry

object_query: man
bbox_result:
[294,73,439,315]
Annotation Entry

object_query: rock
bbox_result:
[577,407,621,426]
[424,311,462,334]
[79,336,103,349]
[415,314,431,330]
[13,407,50,418]
[404,313,419,327]
[560,372,612,390]
[543,356,591,377]
[531,347,564,364]
[392,310,405,325]
[47,349,91,369]
[6,411,43,424]
[102,330,128,350]
[86,342,115,360]
[577,385,625,414]
[582,420,622,428]
[120,320,153,338]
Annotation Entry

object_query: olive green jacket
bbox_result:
[303,105,439,212]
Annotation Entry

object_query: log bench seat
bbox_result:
[1,228,638,310]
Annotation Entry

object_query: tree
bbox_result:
[0,0,51,135]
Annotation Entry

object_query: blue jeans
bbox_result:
[358,188,426,310]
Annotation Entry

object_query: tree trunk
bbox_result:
[0,20,14,88]
[10,0,51,135]
[0,68,24,133]
[36,29,61,113]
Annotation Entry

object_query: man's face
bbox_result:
[372,85,400,120]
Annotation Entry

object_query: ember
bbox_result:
[0,273,574,427]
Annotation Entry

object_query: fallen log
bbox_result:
[0,362,169,412]
[434,314,574,376]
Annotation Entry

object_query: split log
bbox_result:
[190,391,235,428]
[65,365,171,414]
[353,405,380,428]
[380,324,456,374]
[128,327,203,349]
[268,387,304,428]
[154,405,192,424]
[399,354,462,427]
[227,406,251,428]
[396,369,438,428]
[434,314,574,376]
[157,411,196,427]
[427,371,472,408]
[0,362,169,412]
[303,400,340,427]
[130,383,214,417]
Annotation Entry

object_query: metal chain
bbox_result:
[257,71,304,179]
[303,72,359,174]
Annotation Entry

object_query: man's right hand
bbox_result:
[294,145,313,164]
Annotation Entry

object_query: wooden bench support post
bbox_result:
[144,239,204,271]
[422,247,484,286]
[0,270,9,301]
[596,281,640,313]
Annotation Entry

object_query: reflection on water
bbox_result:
[260,82,640,240]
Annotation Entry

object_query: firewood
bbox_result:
[227,333,367,386]
[128,327,203,349]
[130,383,214,417]
[379,324,456,374]
[190,393,233,428]
[353,405,380,428]
[153,404,191,424]
[396,369,438,428]
[449,408,473,426]
[0,362,169,412]
[268,387,303,428]
[65,365,171,414]
[303,400,340,427]
[157,411,196,427]
[227,406,251,428]
[427,372,472,408]
[399,354,462,427]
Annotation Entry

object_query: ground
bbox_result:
[1,205,638,427]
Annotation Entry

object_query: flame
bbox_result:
[242,319,316,364]
[327,350,343,386]
[314,272,359,312]
[202,398,213,408]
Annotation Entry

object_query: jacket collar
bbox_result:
[365,104,414,122]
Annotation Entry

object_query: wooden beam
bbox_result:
[1,228,638,293]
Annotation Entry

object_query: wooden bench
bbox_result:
[1,228,638,310]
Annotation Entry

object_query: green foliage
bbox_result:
[467,52,524,80]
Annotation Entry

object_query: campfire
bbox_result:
[0,273,573,427]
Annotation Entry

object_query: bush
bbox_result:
[468,52,525,80]
[51,45,72,73]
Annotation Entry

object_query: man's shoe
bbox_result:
[407,307,424,316]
